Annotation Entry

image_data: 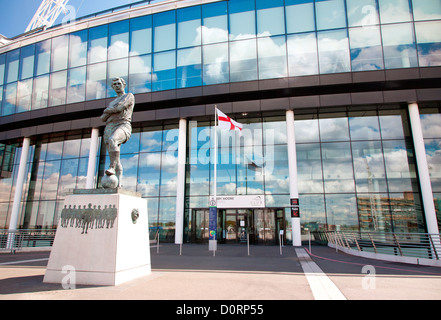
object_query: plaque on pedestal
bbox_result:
[43,188,150,286]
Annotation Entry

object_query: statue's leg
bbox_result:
[106,129,127,186]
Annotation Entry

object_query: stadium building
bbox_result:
[1,0,441,245]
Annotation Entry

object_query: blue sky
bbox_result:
[0,0,158,38]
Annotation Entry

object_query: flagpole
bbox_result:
[214,106,217,201]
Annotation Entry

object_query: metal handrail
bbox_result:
[0,229,56,253]
[314,231,441,261]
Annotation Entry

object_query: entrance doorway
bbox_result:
[190,208,286,245]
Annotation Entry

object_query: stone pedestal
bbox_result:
[43,188,151,286]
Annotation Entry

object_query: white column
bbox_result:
[7,137,31,249]
[286,110,302,246]
[86,128,99,189]
[408,103,440,235]
[175,118,187,244]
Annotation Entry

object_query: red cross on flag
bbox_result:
[216,108,243,131]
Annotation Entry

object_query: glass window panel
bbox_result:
[349,111,381,140]
[295,119,320,143]
[357,193,392,232]
[140,127,163,153]
[297,143,324,193]
[51,35,69,72]
[321,142,355,193]
[0,86,3,115]
[129,54,152,94]
[67,66,86,104]
[58,158,79,198]
[130,15,152,56]
[318,29,350,74]
[203,42,229,85]
[381,23,418,69]
[319,115,350,142]
[158,196,176,234]
[121,130,140,154]
[163,125,179,152]
[258,36,287,79]
[189,121,211,152]
[415,21,441,67]
[230,39,258,82]
[107,58,128,97]
[119,154,138,192]
[69,30,87,68]
[256,0,285,36]
[160,151,178,196]
[40,160,61,200]
[202,1,228,44]
[325,194,358,231]
[86,62,107,100]
[153,11,176,52]
[36,201,57,228]
[383,140,418,193]
[287,32,319,76]
[412,0,441,21]
[108,20,129,60]
[45,140,62,161]
[229,0,256,40]
[76,157,90,189]
[188,157,210,196]
[389,192,424,233]
[63,138,81,158]
[285,0,315,34]
[178,6,202,48]
[379,110,409,139]
[315,0,347,30]
[420,113,441,139]
[215,147,237,195]
[425,139,441,192]
[349,26,384,71]
[3,82,17,115]
[6,49,19,84]
[32,74,49,109]
[263,118,287,145]
[351,141,388,193]
[0,54,5,86]
[300,194,327,231]
[16,78,33,113]
[88,25,108,64]
[346,0,379,27]
[177,47,202,88]
[378,0,412,23]
[20,45,35,80]
[36,39,51,76]
[264,144,289,194]
[152,51,176,91]
[49,70,67,107]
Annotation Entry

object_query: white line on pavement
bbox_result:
[295,248,346,300]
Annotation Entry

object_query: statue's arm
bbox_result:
[106,93,134,114]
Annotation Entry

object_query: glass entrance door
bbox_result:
[221,209,254,244]
[191,209,209,243]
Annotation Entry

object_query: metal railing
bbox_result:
[0,229,56,253]
[314,231,441,261]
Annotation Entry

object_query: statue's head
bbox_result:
[111,77,126,94]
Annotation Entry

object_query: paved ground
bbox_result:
[1,243,441,301]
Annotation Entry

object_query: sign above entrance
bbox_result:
[216,195,265,209]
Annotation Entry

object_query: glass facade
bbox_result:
[1,0,441,115]
[0,0,440,243]
[2,104,440,240]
